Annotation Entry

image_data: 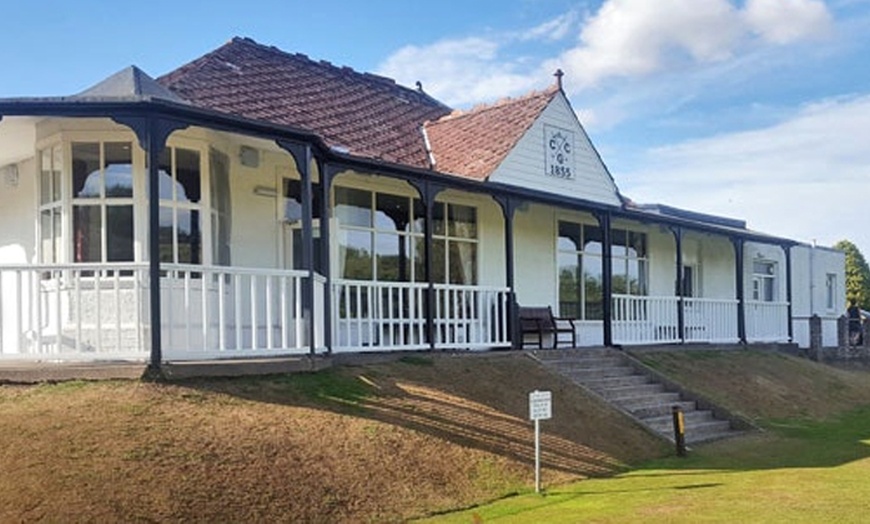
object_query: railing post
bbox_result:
[672,227,685,343]
[731,237,746,344]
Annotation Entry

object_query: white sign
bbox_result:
[529,390,552,421]
[544,125,574,180]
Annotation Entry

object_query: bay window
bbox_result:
[71,142,134,263]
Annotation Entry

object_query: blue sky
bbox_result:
[2,0,869,254]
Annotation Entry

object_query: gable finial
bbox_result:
[554,69,564,91]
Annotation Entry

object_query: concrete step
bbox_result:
[579,374,650,390]
[533,348,613,360]
[617,392,683,411]
[684,420,736,444]
[643,410,716,432]
[542,356,625,369]
[596,383,666,401]
[560,366,636,380]
[630,400,697,419]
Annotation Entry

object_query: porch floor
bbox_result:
[0,356,331,383]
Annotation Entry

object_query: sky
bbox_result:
[2,0,869,254]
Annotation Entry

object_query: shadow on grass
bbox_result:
[175,358,870,481]
[176,359,641,480]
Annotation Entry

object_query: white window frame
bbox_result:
[752,260,777,302]
[555,218,604,321]
[825,273,837,312]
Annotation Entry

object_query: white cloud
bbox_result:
[378,0,834,107]
[554,0,833,89]
[620,95,870,253]
[744,0,833,44]
[519,11,579,42]
[377,37,540,106]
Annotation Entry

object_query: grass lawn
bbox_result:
[423,406,870,523]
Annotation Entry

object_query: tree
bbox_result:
[834,240,870,310]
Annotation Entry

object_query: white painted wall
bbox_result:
[0,157,36,264]
[790,244,845,348]
[744,242,788,302]
[489,93,622,207]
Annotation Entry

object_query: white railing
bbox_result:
[332,280,511,352]
[612,295,680,345]
[160,264,322,360]
[746,300,790,343]
[683,298,739,343]
[0,264,149,360]
[433,284,511,350]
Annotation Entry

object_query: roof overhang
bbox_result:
[0,97,798,248]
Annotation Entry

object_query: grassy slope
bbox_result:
[426,350,870,523]
[0,353,664,522]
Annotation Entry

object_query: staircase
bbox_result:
[534,348,745,445]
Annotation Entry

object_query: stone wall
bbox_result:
[811,315,870,362]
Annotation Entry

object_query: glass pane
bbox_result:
[448,240,477,285]
[412,198,425,233]
[335,187,372,228]
[628,259,647,295]
[72,142,101,198]
[375,193,410,232]
[177,209,202,264]
[412,236,426,282]
[159,207,175,262]
[432,239,446,283]
[106,205,134,262]
[175,148,201,204]
[104,142,133,198]
[40,210,54,263]
[612,259,627,295]
[40,149,52,204]
[52,145,62,201]
[376,232,407,282]
[558,221,582,252]
[448,204,477,238]
[73,205,102,262]
[584,254,603,320]
[629,231,647,258]
[53,210,62,264]
[433,202,446,236]
[583,225,603,255]
[340,229,373,279]
[763,278,775,302]
[558,252,580,318]
[611,229,627,258]
[158,148,173,200]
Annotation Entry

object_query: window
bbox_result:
[209,149,232,266]
[826,273,837,311]
[681,265,698,298]
[335,187,426,282]
[38,145,63,263]
[611,228,648,296]
[557,221,603,320]
[158,147,202,264]
[752,261,776,302]
[283,177,322,272]
[334,187,477,285]
[71,142,134,263]
[432,202,478,285]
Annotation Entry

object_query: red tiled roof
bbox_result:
[158,37,451,168]
[423,87,559,180]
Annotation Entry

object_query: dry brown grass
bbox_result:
[631,349,870,423]
[0,352,665,522]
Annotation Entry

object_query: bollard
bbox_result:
[672,405,687,457]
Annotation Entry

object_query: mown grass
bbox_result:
[422,406,870,523]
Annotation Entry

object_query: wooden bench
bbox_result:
[518,306,577,349]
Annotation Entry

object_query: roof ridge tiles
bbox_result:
[429,85,559,125]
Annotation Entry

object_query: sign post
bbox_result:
[529,390,552,494]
